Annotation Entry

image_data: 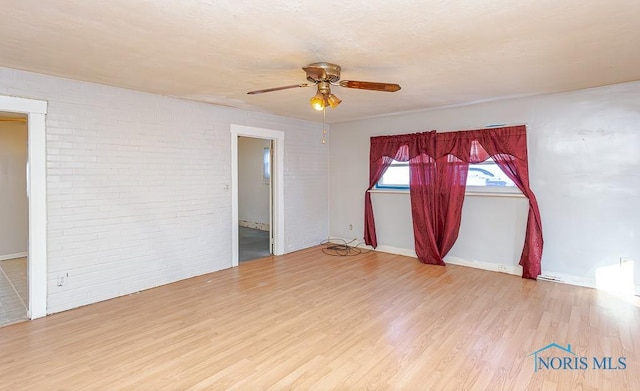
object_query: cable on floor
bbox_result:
[319,238,372,256]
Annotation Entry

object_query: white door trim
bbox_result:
[0,95,48,319]
[230,125,285,267]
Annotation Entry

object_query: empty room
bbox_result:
[0,1,639,390]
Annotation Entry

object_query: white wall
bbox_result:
[329,81,640,290]
[0,121,28,259]
[368,193,529,269]
[0,66,328,314]
[238,136,270,229]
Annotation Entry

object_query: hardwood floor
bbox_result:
[0,247,638,390]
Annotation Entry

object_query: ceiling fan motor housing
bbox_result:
[306,62,342,83]
[246,62,400,99]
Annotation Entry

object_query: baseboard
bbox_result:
[363,243,640,296]
[537,272,597,289]
[239,220,270,231]
[326,236,367,246]
[0,252,27,262]
[375,245,523,276]
[444,255,523,276]
[539,271,640,296]
[375,245,416,258]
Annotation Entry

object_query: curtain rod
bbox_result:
[484,123,527,128]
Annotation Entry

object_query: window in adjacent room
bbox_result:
[263,147,271,183]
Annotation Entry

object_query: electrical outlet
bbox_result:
[57,273,69,287]
[349,224,353,231]
[497,265,508,273]
[620,257,632,265]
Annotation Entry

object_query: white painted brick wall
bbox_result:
[0,67,328,313]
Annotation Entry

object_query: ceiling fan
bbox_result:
[247,62,401,111]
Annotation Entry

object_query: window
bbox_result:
[263,147,271,182]
[375,158,519,192]
[376,160,410,189]
[466,159,517,188]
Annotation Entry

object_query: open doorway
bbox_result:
[237,136,272,262]
[0,95,47,323]
[0,113,29,326]
[231,125,285,267]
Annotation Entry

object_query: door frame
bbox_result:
[0,95,48,319]
[230,125,285,267]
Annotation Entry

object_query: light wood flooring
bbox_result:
[0,257,28,327]
[0,248,638,390]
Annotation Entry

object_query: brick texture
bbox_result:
[0,67,328,313]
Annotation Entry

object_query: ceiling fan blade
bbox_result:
[247,83,310,94]
[339,80,401,92]
[302,66,328,81]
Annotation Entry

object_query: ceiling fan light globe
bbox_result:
[327,94,342,108]
[310,94,325,110]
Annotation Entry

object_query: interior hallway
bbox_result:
[0,257,27,327]
[239,226,270,262]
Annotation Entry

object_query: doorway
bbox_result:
[230,125,285,267]
[237,136,272,262]
[0,95,47,322]
[0,113,28,326]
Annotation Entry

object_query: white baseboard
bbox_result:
[363,243,640,296]
[375,245,523,276]
[326,236,366,245]
[444,255,523,276]
[0,252,27,262]
[537,272,597,289]
[539,271,640,296]
[375,245,416,258]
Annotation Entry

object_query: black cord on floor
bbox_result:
[319,238,372,256]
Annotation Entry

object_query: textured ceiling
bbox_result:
[1,0,639,123]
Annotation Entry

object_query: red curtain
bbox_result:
[471,126,543,279]
[364,134,423,247]
[409,154,470,265]
[365,125,543,279]
[363,154,394,248]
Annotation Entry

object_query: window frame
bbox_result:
[373,158,523,196]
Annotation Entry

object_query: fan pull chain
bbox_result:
[322,106,327,144]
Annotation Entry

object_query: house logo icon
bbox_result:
[528,342,627,371]
[529,343,576,372]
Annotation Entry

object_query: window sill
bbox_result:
[465,191,525,198]
[369,188,525,198]
[369,188,408,195]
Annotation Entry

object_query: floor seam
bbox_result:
[0,262,27,311]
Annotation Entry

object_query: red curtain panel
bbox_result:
[364,125,543,279]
